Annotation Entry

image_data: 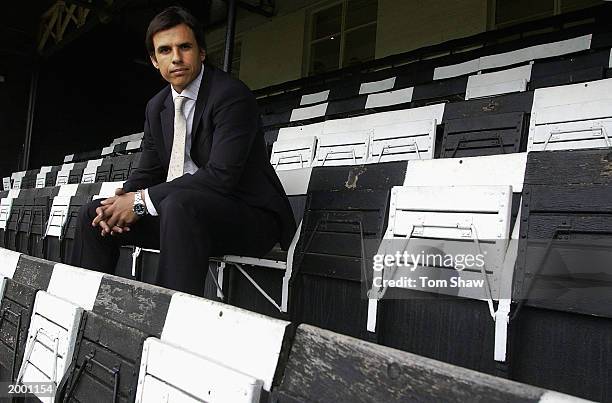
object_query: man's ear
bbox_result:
[150,55,159,69]
[200,49,206,63]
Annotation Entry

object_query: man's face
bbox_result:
[150,23,205,93]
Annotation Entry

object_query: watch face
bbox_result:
[134,203,146,216]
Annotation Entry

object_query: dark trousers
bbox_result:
[70,189,280,296]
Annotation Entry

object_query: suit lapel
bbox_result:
[191,63,214,144]
[160,91,174,158]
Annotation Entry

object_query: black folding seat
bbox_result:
[13,186,59,257]
[290,161,408,340]
[529,49,610,89]
[261,110,292,128]
[411,76,468,107]
[326,96,368,117]
[72,148,103,163]
[45,183,102,263]
[56,276,173,402]
[19,169,39,189]
[0,255,54,381]
[67,161,88,184]
[509,149,612,401]
[438,91,534,158]
[37,165,61,188]
[111,154,135,181]
[94,156,113,182]
[3,189,37,252]
[257,92,300,115]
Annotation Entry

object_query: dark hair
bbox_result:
[145,6,206,56]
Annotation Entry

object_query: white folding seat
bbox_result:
[80,158,104,183]
[54,163,75,186]
[270,136,317,170]
[466,64,532,100]
[367,119,436,163]
[159,293,290,394]
[92,181,125,200]
[136,338,263,403]
[324,103,445,135]
[368,153,528,362]
[300,90,329,106]
[126,139,143,151]
[35,166,53,188]
[359,77,396,95]
[528,78,612,151]
[44,184,80,240]
[11,171,26,189]
[365,87,414,109]
[17,291,83,403]
[2,177,10,191]
[277,121,325,139]
[312,131,369,166]
[111,132,144,146]
[290,102,328,122]
[101,144,115,156]
[0,248,21,300]
[63,154,74,163]
[0,189,20,232]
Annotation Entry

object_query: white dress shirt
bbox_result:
[143,64,204,216]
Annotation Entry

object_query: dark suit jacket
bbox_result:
[124,64,296,249]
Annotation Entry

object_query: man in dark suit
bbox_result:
[71,6,296,296]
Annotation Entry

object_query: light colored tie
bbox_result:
[167,96,187,181]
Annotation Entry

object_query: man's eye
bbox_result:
[158,48,170,54]
[180,44,192,50]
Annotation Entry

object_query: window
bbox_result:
[207,40,242,78]
[307,0,378,76]
[493,0,603,27]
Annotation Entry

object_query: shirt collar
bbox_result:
[171,63,204,102]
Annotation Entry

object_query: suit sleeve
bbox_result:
[147,81,259,209]
[123,102,166,192]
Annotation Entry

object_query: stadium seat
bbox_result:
[411,76,467,106]
[54,163,75,186]
[0,255,55,381]
[270,135,317,170]
[80,158,104,183]
[16,291,83,403]
[0,189,20,249]
[527,77,612,151]
[291,161,408,339]
[367,153,526,368]
[514,149,612,315]
[465,64,533,100]
[3,177,10,191]
[36,166,60,189]
[136,337,263,402]
[159,293,290,395]
[10,171,26,190]
[19,169,40,189]
[440,91,533,157]
[56,275,173,402]
[529,48,612,89]
[67,161,88,184]
[312,131,370,166]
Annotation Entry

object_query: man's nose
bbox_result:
[171,47,182,63]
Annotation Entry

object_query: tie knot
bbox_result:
[174,96,187,112]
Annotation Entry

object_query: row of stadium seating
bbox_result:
[0,21,611,402]
[261,33,612,144]
[0,249,588,402]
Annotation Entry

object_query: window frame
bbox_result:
[305,0,378,76]
[489,0,602,29]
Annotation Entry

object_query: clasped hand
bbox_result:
[92,188,140,236]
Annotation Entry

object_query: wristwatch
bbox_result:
[133,190,148,217]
